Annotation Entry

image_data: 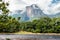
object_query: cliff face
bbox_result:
[25,4,47,21]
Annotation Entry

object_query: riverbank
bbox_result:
[0,31,60,35]
[14,31,60,35]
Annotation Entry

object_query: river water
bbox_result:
[0,34,60,40]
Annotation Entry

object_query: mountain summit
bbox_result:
[25,4,47,21]
[11,4,47,21]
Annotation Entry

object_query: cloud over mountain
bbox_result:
[3,0,60,15]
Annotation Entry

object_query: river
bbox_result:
[0,34,60,40]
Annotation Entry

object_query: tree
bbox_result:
[0,0,21,33]
[17,17,21,20]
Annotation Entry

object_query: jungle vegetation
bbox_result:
[0,0,60,33]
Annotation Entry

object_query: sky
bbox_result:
[2,0,60,15]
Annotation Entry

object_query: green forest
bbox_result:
[0,0,60,33]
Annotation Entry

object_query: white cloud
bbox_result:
[22,0,52,14]
[3,0,60,15]
[3,0,27,11]
[36,0,52,14]
[48,3,60,14]
[0,10,2,14]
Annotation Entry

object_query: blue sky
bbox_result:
[3,0,60,15]
[52,0,60,3]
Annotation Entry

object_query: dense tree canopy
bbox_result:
[20,17,60,33]
[0,0,60,33]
